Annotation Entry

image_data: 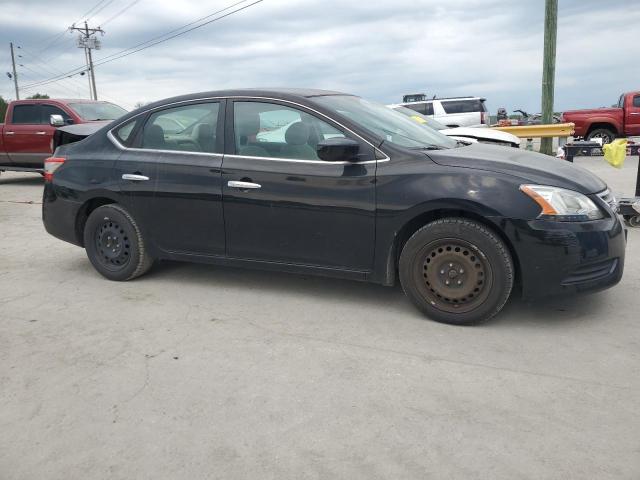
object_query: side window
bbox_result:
[424,102,434,115]
[114,119,140,146]
[140,102,220,153]
[42,105,72,124]
[442,100,482,114]
[405,103,427,115]
[633,96,640,108]
[234,101,346,160]
[11,105,40,124]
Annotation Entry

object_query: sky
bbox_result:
[0,0,638,113]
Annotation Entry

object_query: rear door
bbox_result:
[116,101,226,256]
[221,99,377,271]
[625,94,640,136]
[4,103,51,166]
[439,99,482,127]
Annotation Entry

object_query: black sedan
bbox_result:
[42,89,626,324]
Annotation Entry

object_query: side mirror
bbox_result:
[317,137,360,162]
[50,114,65,127]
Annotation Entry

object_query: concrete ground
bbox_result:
[1,155,639,480]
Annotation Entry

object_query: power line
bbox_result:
[86,0,119,23]
[20,0,264,90]
[101,0,141,26]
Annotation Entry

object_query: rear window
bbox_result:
[404,102,434,116]
[12,105,40,124]
[441,99,485,114]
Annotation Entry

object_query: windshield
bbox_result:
[391,106,448,130]
[68,102,127,121]
[313,95,457,150]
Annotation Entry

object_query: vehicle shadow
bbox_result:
[0,174,43,186]
[140,260,606,326]
[147,259,411,310]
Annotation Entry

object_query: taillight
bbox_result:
[44,157,65,182]
[481,111,488,125]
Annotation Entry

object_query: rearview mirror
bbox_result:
[317,137,360,162]
[50,114,65,127]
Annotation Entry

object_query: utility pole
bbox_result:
[9,42,19,100]
[69,22,104,100]
[540,0,558,156]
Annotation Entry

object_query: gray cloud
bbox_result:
[1,0,639,113]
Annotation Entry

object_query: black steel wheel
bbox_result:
[399,218,514,325]
[83,204,153,281]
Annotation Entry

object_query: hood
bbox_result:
[441,126,520,145]
[428,143,606,194]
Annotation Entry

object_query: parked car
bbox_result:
[42,88,625,325]
[0,98,126,173]
[392,96,490,127]
[561,91,640,144]
[391,105,520,148]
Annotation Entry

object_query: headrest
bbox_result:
[285,122,310,146]
[194,122,214,140]
[236,112,261,138]
[144,124,165,148]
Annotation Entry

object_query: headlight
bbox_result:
[520,185,604,221]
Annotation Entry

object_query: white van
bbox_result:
[391,96,490,128]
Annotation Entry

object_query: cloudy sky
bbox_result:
[1,0,638,112]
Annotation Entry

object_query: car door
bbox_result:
[4,103,51,166]
[115,100,226,256]
[221,99,376,271]
[625,94,640,136]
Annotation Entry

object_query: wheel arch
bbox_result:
[75,196,118,246]
[383,207,521,291]
[586,121,619,137]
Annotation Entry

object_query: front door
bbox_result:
[221,100,376,271]
[625,94,640,136]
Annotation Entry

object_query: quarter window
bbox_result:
[140,103,220,153]
[234,101,345,160]
[114,120,139,146]
[11,105,40,124]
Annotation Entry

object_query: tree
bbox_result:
[0,96,7,121]
[26,93,50,99]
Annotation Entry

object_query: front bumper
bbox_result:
[498,213,626,299]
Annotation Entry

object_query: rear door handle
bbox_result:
[228,180,261,189]
[122,174,150,181]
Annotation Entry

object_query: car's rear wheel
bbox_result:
[399,218,513,325]
[586,128,616,144]
[83,204,153,281]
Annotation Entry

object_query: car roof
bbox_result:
[399,96,485,104]
[141,88,352,108]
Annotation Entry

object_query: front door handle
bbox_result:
[228,180,261,189]
[630,112,640,115]
[122,174,150,181]
[5,131,14,135]
[35,131,47,135]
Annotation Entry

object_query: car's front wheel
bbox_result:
[399,218,514,325]
[83,204,153,281]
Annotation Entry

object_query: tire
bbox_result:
[399,218,513,325]
[83,204,153,281]
[586,128,616,144]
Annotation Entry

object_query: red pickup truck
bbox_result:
[561,91,640,144]
[0,98,126,172]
